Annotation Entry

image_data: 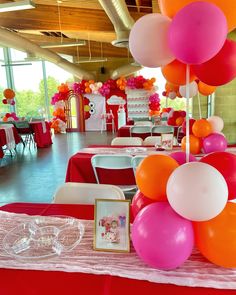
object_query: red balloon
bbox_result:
[182,118,196,134]
[200,152,236,200]
[131,190,156,218]
[193,39,236,86]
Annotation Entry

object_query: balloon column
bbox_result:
[181,116,227,154]
[129,0,236,270]
[148,93,160,117]
[50,83,69,133]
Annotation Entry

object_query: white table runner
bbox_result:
[0,211,236,290]
[0,125,15,150]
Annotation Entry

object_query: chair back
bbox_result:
[91,154,136,190]
[151,125,174,135]
[134,121,152,126]
[130,126,151,140]
[111,137,143,146]
[131,155,146,174]
[53,182,125,204]
[143,136,161,146]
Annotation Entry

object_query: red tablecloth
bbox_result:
[0,127,21,158]
[66,145,136,185]
[30,121,53,148]
[0,202,235,295]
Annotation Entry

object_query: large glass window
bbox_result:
[0,48,10,118]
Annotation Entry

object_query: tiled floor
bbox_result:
[0,132,114,205]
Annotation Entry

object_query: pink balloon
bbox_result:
[131,190,155,218]
[203,133,227,154]
[129,13,175,68]
[132,202,194,270]
[168,2,227,65]
[170,151,197,165]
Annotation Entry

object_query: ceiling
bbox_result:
[0,0,160,61]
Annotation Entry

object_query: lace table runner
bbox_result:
[0,211,236,290]
[0,125,15,150]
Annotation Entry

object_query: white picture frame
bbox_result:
[161,133,174,150]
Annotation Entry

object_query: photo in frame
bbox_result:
[161,133,174,150]
[94,199,130,252]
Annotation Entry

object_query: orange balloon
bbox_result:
[165,82,179,92]
[198,81,216,96]
[159,0,236,32]
[149,110,159,116]
[85,87,91,93]
[162,60,196,85]
[192,119,212,138]
[136,154,179,201]
[176,116,184,126]
[181,135,202,154]
[3,88,15,99]
[194,202,236,268]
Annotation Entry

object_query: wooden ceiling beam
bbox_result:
[0,4,145,31]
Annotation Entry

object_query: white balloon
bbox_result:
[167,162,228,221]
[179,81,198,98]
[207,116,224,132]
[168,91,176,100]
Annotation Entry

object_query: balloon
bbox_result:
[165,82,179,92]
[170,151,197,165]
[3,88,15,99]
[198,81,216,96]
[207,116,224,132]
[192,119,212,138]
[159,0,236,32]
[131,190,156,218]
[192,39,236,86]
[136,154,179,201]
[168,2,227,65]
[182,118,195,134]
[181,135,202,154]
[179,81,198,98]
[162,60,196,85]
[200,152,236,200]
[175,116,184,126]
[129,13,175,68]
[132,202,194,270]
[202,133,227,153]
[168,91,176,100]
[194,202,236,268]
[167,162,228,221]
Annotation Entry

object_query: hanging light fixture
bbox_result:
[0,0,35,12]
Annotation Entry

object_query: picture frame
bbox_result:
[94,199,130,253]
[161,133,174,150]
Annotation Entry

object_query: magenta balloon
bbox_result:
[168,2,227,65]
[129,13,175,68]
[193,39,236,86]
[132,202,194,270]
[203,133,227,154]
[170,151,197,165]
[131,190,155,218]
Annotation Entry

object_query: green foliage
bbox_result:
[15,76,60,118]
[161,97,192,113]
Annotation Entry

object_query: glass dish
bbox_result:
[3,216,85,260]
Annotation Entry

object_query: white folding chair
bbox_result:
[53,182,125,204]
[91,154,137,193]
[151,125,174,135]
[134,121,153,126]
[130,126,152,140]
[131,155,146,174]
[111,137,143,146]
[143,136,161,146]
